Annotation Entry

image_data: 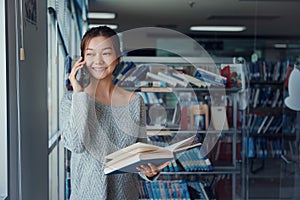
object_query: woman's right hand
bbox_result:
[69,57,86,93]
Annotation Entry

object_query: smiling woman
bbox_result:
[60,26,168,200]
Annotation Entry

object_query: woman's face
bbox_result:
[84,36,119,81]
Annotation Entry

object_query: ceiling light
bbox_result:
[274,43,287,48]
[190,26,246,32]
[89,24,118,30]
[88,12,116,19]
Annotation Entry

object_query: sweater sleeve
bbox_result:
[60,92,90,153]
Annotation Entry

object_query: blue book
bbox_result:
[119,64,150,87]
[163,182,171,199]
[113,61,136,84]
[144,182,153,199]
[248,137,255,158]
[193,67,227,86]
[171,182,178,199]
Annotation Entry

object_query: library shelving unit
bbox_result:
[120,56,246,199]
[245,60,298,199]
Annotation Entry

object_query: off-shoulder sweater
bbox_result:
[60,91,147,200]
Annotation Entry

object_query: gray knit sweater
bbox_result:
[60,91,147,200]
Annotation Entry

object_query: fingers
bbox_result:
[69,57,85,80]
[136,164,156,177]
[158,161,171,170]
[68,57,86,93]
[136,162,170,178]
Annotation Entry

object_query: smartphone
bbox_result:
[76,64,90,88]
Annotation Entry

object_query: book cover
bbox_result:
[135,80,167,88]
[120,64,150,87]
[210,106,229,131]
[257,116,269,134]
[193,67,227,86]
[146,72,177,87]
[172,72,211,88]
[221,64,246,90]
[190,104,208,130]
[104,136,201,175]
[157,72,188,87]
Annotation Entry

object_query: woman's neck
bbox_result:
[85,77,116,103]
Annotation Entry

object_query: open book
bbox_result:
[104,136,201,175]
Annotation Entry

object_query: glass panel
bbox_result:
[47,3,61,200]
[0,0,7,199]
[49,147,58,200]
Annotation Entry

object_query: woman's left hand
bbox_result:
[136,161,170,178]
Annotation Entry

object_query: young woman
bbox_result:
[60,26,168,199]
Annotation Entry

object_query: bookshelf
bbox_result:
[118,56,246,199]
[245,60,299,199]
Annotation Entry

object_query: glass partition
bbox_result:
[0,0,8,199]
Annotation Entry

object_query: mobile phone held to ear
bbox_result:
[76,64,90,88]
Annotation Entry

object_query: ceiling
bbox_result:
[88,0,300,38]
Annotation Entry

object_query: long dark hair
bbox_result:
[80,26,121,59]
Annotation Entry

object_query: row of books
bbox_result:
[139,96,231,131]
[248,87,283,109]
[160,148,213,172]
[138,180,213,200]
[248,114,283,135]
[246,137,297,158]
[248,113,297,135]
[283,114,297,135]
[248,60,288,82]
[176,148,213,172]
[180,102,229,131]
[113,61,228,88]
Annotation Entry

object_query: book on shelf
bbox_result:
[190,104,209,130]
[146,72,177,87]
[221,64,246,90]
[104,136,201,175]
[139,180,196,199]
[172,72,210,88]
[271,88,281,108]
[113,61,136,84]
[157,72,188,87]
[193,66,227,86]
[118,64,150,87]
[188,181,211,200]
[210,106,229,131]
[176,147,213,171]
[252,116,263,133]
[135,80,167,88]
[257,116,269,134]
[263,116,274,134]
[252,88,260,108]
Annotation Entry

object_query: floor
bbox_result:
[246,158,300,200]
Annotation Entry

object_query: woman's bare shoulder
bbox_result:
[113,86,138,105]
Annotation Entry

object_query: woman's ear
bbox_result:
[116,57,121,65]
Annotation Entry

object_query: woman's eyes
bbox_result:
[102,52,112,56]
[86,53,95,57]
[86,51,112,56]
